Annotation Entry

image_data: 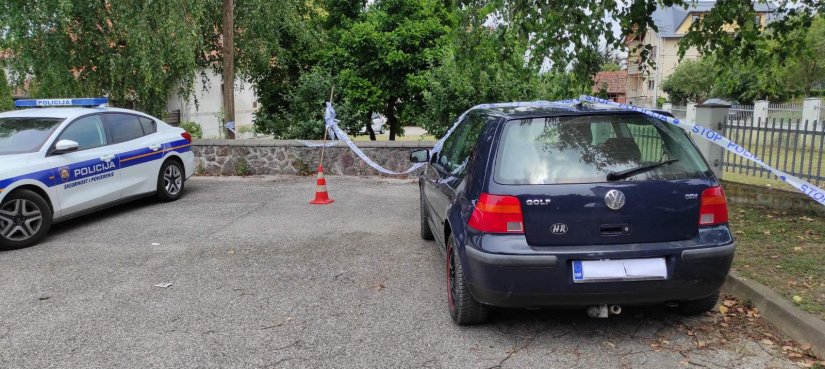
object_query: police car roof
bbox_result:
[0,107,150,120]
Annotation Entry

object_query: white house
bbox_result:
[165,70,259,139]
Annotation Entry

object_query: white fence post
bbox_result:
[695,102,730,178]
[686,102,697,123]
[803,98,822,123]
[662,102,673,112]
[754,100,769,125]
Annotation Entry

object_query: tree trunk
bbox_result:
[386,98,398,141]
[222,0,236,139]
[365,111,376,141]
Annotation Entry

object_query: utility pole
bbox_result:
[222,0,236,139]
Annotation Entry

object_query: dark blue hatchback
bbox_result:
[411,104,734,325]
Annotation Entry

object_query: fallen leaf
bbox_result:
[761,339,775,346]
[794,246,803,252]
[793,295,803,304]
[763,230,772,235]
[801,343,812,351]
[723,299,737,307]
[697,340,707,348]
[687,330,695,336]
[719,305,729,314]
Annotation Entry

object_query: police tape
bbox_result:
[297,100,581,175]
[578,95,825,207]
[292,102,425,175]
[431,100,575,154]
[295,140,338,148]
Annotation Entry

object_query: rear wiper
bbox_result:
[606,159,679,181]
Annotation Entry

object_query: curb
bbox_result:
[723,273,825,358]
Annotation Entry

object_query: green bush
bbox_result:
[0,70,13,112]
[179,121,203,139]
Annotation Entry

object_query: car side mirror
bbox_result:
[52,139,80,155]
[410,149,430,163]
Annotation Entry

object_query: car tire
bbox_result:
[156,159,185,202]
[420,188,434,240]
[447,235,488,325]
[0,189,52,250]
[675,290,720,316]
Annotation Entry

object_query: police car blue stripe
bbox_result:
[0,139,191,192]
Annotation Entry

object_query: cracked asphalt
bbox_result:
[0,176,800,368]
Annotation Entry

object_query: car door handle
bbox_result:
[100,154,115,162]
[149,144,161,151]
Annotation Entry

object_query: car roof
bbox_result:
[0,107,153,120]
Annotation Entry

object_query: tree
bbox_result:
[326,0,454,140]
[780,16,825,97]
[661,59,716,104]
[0,0,209,116]
[0,70,13,112]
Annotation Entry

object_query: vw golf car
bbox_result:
[411,101,734,325]
[0,98,194,249]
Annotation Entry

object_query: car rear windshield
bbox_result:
[494,114,710,184]
[0,117,64,155]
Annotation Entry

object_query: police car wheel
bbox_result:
[0,190,52,249]
[156,160,185,202]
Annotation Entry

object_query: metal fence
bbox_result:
[721,117,825,186]
[729,104,754,122]
[768,102,803,120]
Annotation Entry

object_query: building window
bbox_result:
[691,15,700,25]
[651,46,657,59]
[754,15,762,26]
[648,80,655,90]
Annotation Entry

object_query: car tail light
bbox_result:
[181,132,192,143]
[468,193,524,233]
[699,186,728,226]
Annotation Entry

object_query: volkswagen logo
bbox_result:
[604,190,626,210]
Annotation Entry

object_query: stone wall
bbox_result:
[722,180,825,216]
[192,139,435,177]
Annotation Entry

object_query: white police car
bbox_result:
[0,98,194,249]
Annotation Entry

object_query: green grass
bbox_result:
[730,204,825,320]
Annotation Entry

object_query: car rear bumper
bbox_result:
[461,231,735,308]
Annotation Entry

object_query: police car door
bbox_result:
[46,114,122,216]
[103,113,162,197]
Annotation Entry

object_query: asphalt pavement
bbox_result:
[0,176,801,368]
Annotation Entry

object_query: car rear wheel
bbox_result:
[0,190,52,249]
[156,159,185,202]
[419,188,434,240]
[447,235,488,325]
[675,290,720,316]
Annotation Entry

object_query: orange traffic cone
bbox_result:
[310,165,334,205]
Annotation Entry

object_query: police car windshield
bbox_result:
[0,117,64,155]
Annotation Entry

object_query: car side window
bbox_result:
[58,115,107,151]
[444,113,485,174]
[139,117,157,135]
[437,117,468,169]
[106,114,146,143]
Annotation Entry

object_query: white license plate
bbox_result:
[572,258,667,283]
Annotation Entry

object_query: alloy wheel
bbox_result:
[0,199,43,241]
[163,165,182,196]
